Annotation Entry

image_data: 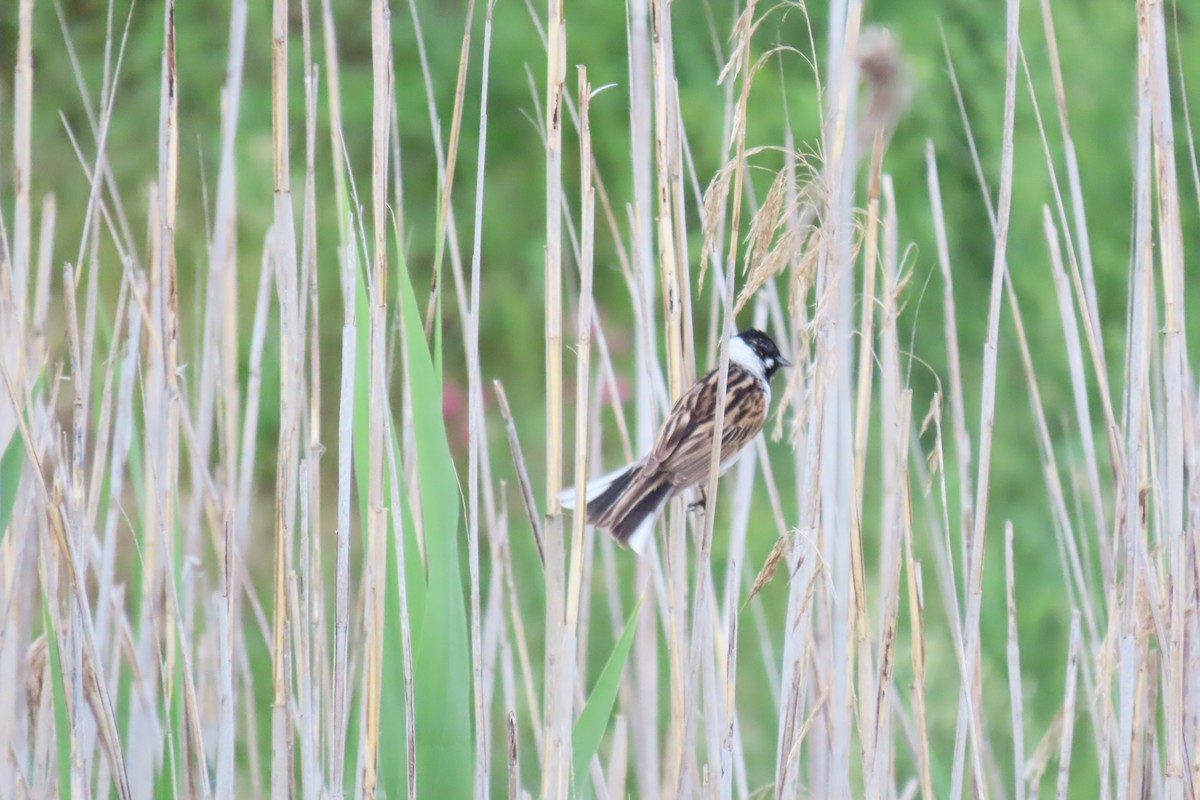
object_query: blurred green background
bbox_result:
[4,0,1199,793]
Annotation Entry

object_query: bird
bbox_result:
[559,328,789,554]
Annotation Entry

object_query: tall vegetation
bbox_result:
[0,0,1196,797]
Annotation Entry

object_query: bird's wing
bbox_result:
[641,371,712,474]
[644,366,767,490]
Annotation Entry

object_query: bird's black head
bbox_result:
[735,328,790,381]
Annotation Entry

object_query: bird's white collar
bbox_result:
[728,335,766,380]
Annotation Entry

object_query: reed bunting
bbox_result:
[560,328,789,554]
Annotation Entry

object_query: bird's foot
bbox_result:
[687,489,708,514]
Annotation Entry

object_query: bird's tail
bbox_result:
[555,464,635,511]
[585,466,671,555]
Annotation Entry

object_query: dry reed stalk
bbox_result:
[775,385,823,790]
[204,1,248,795]
[645,0,696,791]
[216,516,236,800]
[381,415,418,799]
[331,238,356,796]
[32,195,58,343]
[949,0,1019,796]
[494,382,545,564]
[269,0,301,794]
[869,173,906,799]
[1004,213,1100,646]
[236,232,277,555]
[1026,3,1114,579]
[905,479,933,800]
[70,230,136,798]
[466,0,500,795]
[218,0,249,498]
[287,563,316,800]
[924,141,974,567]
[564,66,598,795]
[321,7,356,789]
[649,0,687,400]
[0,353,36,790]
[10,0,32,314]
[1142,5,1189,796]
[154,1,184,794]
[872,386,911,797]
[625,0,659,498]
[490,497,521,762]
[415,0,477,340]
[1014,123,1105,640]
[1004,522,1025,800]
[63,262,89,799]
[717,298,777,800]
[625,137,663,794]
[1055,611,1082,799]
[296,3,324,796]
[1040,186,1113,582]
[1035,0,1120,481]
[540,0,568,792]
[802,0,865,794]
[62,253,127,796]
[358,0,392,794]
[478,485,516,736]
[1119,13,1152,799]
[775,320,822,793]
[851,131,884,788]
[495,498,546,764]
[130,86,162,800]
[507,711,520,799]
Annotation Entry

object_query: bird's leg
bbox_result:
[687,487,708,514]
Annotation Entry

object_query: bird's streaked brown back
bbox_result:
[644,362,767,489]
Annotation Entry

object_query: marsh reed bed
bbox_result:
[0,0,1197,796]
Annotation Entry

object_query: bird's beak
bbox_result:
[778,356,792,368]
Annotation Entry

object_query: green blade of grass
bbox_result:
[1,371,41,540]
[352,274,427,624]
[572,598,643,796]
[348,223,472,797]
[0,433,23,540]
[394,243,472,800]
[350,268,423,795]
[380,415,420,795]
[41,599,72,797]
